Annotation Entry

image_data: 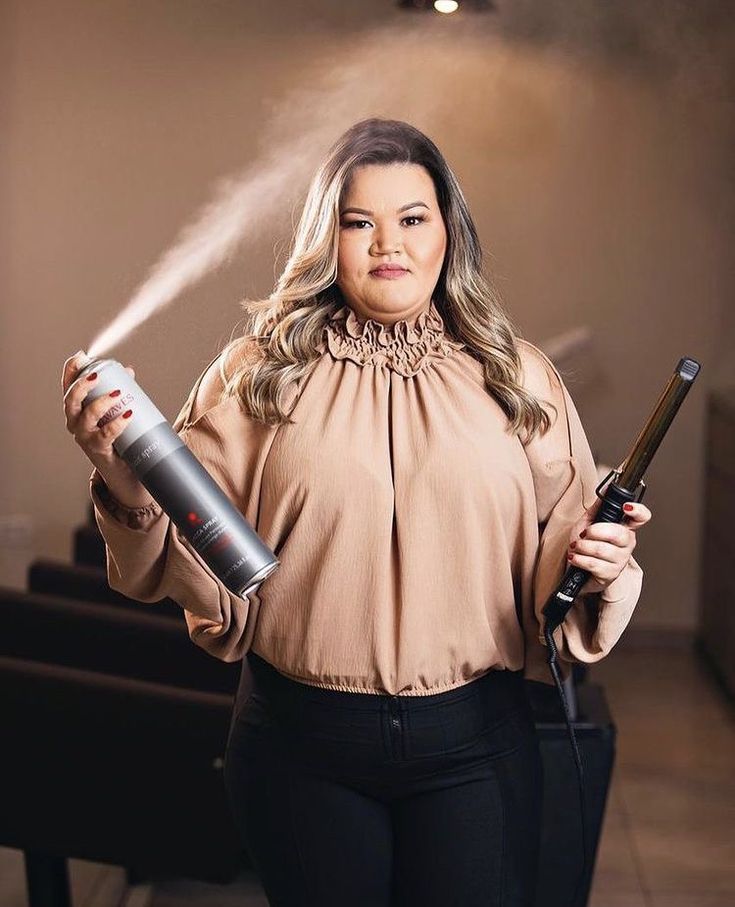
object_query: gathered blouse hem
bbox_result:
[261,662,502,697]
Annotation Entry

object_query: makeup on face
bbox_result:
[336,164,447,322]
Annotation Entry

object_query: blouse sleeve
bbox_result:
[517,339,644,682]
[88,348,280,662]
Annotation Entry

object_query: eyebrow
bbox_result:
[339,201,429,216]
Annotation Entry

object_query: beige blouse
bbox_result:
[89,300,643,695]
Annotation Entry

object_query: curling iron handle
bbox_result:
[541,480,639,630]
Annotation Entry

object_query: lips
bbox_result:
[370,266,409,279]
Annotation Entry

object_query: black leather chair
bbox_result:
[27,557,180,621]
[72,524,106,569]
[0,587,239,694]
[0,655,246,893]
[530,681,616,906]
[0,585,250,906]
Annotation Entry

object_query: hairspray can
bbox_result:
[69,357,279,598]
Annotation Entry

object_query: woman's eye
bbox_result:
[342,216,426,229]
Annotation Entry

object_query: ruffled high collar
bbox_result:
[324,300,465,377]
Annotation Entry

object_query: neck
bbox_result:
[345,300,433,329]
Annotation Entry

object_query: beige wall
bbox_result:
[3,0,733,633]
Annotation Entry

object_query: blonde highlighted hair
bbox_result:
[217,117,554,442]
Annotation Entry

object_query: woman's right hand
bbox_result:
[61,351,137,465]
[63,352,158,512]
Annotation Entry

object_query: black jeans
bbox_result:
[223,652,543,907]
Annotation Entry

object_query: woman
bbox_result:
[62,118,650,906]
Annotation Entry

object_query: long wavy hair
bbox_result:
[217,117,553,441]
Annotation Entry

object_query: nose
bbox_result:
[369,226,402,256]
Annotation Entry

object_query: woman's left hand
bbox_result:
[567,500,653,596]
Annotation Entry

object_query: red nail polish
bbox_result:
[568,553,574,560]
[86,372,97,381]
[110,389,121,397]
[623,503,634,512]
[122,410,133,419]
[570,541,577,548]
[580,530,587,538]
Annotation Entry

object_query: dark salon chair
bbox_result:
[0,587,239,694]
[27,557,181,621]
[0,655,246,901]
[72,523,106,568]
[529,680,616,906]
[0,585,250,907]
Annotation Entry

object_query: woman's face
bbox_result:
[336,163,447,327]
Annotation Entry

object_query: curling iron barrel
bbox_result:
[71,357,280,599]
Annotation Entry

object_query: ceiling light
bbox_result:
[397,0,495,11]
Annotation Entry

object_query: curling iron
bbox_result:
[542,356,701,907]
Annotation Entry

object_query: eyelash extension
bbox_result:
[343,215,427,229]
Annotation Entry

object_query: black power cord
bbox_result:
[543,624,589,907]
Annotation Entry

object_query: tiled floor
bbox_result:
[587,645,735,907]
[2,645,733,906]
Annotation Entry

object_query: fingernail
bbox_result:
[568,553,575,560]
[623,503,634,512]
[86,372,97,381]
[570,541,577,549]
[122,410,133,419]
[110,389,121,397]
[580,530,587,538]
